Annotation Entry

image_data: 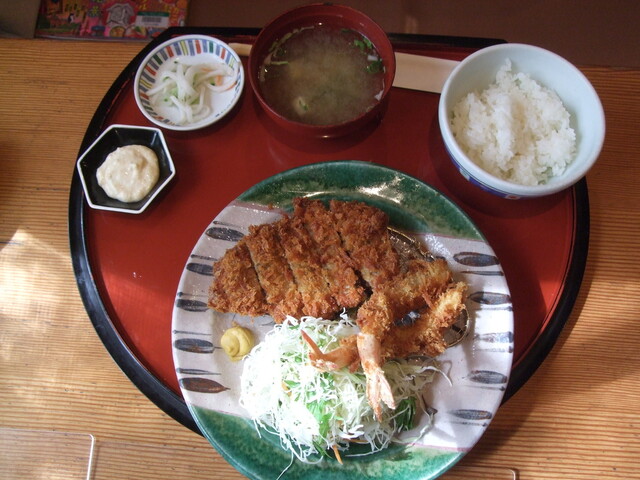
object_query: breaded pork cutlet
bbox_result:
[207,240,267,317]
[293,198,365,308]
[277,215,338,319]
[330,200,400,290]
[244,222,304,323]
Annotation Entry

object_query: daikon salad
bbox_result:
[146,56,239,125]
[239,314,442,464]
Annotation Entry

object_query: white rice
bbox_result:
[450,59,576,186]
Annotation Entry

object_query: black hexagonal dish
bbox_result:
[76,124,175,214]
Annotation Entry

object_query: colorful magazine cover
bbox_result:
[35,0,189,40]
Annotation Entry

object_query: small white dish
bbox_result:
[134,34,244,131]
[76,124,175,214]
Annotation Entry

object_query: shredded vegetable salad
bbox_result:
[146,57,238,125]
[239,314,442,464]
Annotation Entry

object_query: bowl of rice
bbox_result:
[438,43,605,199]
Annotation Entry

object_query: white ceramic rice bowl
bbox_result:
[438,43,605,199]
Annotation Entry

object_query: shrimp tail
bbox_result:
[301,330,359,371]
[302,330,396,420]
[357,332,396,420]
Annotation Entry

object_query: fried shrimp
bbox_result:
[302,258,465,419]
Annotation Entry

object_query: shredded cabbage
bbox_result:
[239,314,440,464]
[147,58,238,125]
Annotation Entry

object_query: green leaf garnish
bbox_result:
[366,59,384,74]
[394,397,417,432]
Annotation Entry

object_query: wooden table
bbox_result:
[0,38,638,479]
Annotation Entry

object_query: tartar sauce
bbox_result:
[96,145,160,203]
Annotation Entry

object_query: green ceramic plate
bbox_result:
[172,161,513,479]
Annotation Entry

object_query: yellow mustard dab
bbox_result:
[221,326,254,362]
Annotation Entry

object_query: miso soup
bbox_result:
[258,25,386,126]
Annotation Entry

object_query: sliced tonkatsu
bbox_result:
[207,240,267,317]
[243,222,304,322]
[293,198,365,308]
[329,199,400,290]
[277,214,338,319]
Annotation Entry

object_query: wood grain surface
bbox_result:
[0,38,638,479]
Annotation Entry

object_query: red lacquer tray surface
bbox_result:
[70,28,588,432]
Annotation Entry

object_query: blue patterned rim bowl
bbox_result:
[76,124,175,214]
[134,34,244,131]
[438,43,605,199]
